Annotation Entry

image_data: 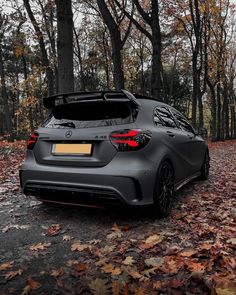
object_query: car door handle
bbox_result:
[166,131,175,137]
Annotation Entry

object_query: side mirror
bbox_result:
[197,127,208,137]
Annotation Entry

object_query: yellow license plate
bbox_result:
[53,144,92,155]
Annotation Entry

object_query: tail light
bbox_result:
[110,129,152,151]
[27,132,38,150]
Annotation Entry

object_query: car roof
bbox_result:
[137,97,170,108]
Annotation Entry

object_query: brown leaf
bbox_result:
[5,269,23,280]
[124,266,142,280]
[165,245,181,255]
[214,285,236,295]
[71,242,91,252]
[0,261,14,271]
[145,257,163,267]
[88,239,101,245]
[186,260,206,272]
[227,238,236,245]
[112,223,121,232]
[160,257,184,274]
[100,245,116,254]
[47,224,61,236]
[122,256,135,266]
[26,277,41,290]
[73,263,88,273]
[112,281,125,295]
[30,242,51,251]
[63,235,72,241]
[142,267,158,278]
[101,263,122,276]
[89,278,111,295]
[180,248,197,257]
[139,234,163,250]
[21,285,31,295]
[145,234,163,245]
[198,242,214,251]
[51,268,64,278]
[153,281,162,290]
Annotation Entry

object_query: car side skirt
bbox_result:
[174,172,201,191]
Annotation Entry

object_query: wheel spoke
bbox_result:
[158,163,174,212]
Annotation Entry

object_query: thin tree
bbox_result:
[114,0,162,100]
[0,16,12,135]
[96,0,132,90]
[23,0,54,95]
[55,0,74,93]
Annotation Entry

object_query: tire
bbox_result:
[199,150,210,180]
[152,161,175,218]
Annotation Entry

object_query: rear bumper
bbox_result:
[20,151,157,207]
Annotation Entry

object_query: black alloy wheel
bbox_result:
[200,151,210,180]
[153,161,175,218]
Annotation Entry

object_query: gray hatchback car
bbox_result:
[20,90,209,217]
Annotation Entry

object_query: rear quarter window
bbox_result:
[154,106,178,129]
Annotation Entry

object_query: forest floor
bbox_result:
[0,140,235,295]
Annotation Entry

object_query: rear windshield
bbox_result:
[44,101,138,129]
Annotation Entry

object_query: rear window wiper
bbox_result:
[55,122,76,128]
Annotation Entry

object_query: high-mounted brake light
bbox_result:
[27,132,38,150]
[110,129,152,151]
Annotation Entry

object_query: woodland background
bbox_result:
[0,0,236,141]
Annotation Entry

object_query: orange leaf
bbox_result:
[186,260,205,272]
[180,248,197,257]
[30,242,51,251]
[73,263,88,272]
[71,242,91,252]
[51,268,64,278]
[47,224,61,236]
[153,281,162,290]
[101,263,122,276]
[198,242,214,251]
[27,277,41,290]
[5,269,23,280]
[139,234,163,250]
[0,261,14,271]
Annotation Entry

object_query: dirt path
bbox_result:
[0,140,235,295]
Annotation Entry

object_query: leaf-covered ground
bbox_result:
[0,140,235,295]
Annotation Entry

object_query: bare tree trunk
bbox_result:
[111,30,124,90]
[22,55,34,131]
[73,25,86,91]
[207,80,217,141]
[23,0,54,96]
[102,29,111,90]
[216,82,221,140]
[150,0,162,100]
[55,0,74,93]
[222,86,229,139]
[97,0,124,90]
[191,60,198,128]
[230,106,236,138]
[0,43,12,134]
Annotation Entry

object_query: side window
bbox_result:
[172,110,195,134]
[153,109,163,126]
[155,107,178,128]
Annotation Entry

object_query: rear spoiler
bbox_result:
[43,89,142,109]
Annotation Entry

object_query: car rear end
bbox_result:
[20,92,156,208]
